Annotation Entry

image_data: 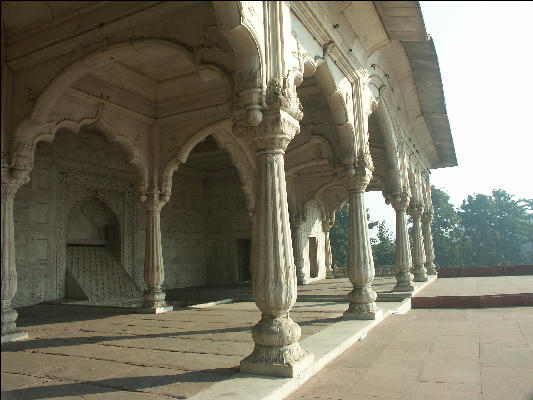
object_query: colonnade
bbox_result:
[1,122,438,376]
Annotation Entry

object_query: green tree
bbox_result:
[370,221,395,266]
[459,189,533,266]
[330,202,349,267]
[430,186,472,268]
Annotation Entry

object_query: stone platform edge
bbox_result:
[437,265,533,278]
[412,293,533,308]
[188,277,436,400]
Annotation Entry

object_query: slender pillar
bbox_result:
[343,163,382,320]
[409,201,428,282]
[391,189,415,291]
[324,225,334,279]
[422,207,437,275]
[239,109,313,378]
[137,188,172,314]
[291,216,307,285]
[1,167,29,343]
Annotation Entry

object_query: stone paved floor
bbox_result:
[1,296,358,399]
[288,306,533,400]
[415,275,533,297]
[163,277,398,306]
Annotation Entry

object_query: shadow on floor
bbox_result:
[2,367,237,399]
[3,303,341,353]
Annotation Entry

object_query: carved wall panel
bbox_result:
[57,170,134,299]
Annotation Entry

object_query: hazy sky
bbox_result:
[366,1,533,236]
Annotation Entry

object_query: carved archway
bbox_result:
[161,119,255,213]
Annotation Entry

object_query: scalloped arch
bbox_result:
[160,118,255,209]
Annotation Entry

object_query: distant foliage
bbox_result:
[330,203,350,267]
[432,187,533,267]
[370,221,396,266]
[329,187,533,269]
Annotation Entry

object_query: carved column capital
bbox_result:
[408,200,425,219]
[390,187,411,212]
[1,168,30,199]
[322,213,335,233]
[138,186,168,213]
[234,109,300,153]
[422,206,435,223]
[344,151,374,192]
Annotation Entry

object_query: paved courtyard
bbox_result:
[288,306,533,400]
[413,275,533,297]
[2,276,532,399]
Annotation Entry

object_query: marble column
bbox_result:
[391,189,415,291]
[409,201,428,282]
[290,215,307,285]
[422,208,437,275]
[137,188,173,314]
[239,110,313,378]
[343,163,382,320]
[324,227,334,279]
[1,167,29,343]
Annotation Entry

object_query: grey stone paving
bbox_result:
[288,306,533,400]
[1,296,351,399]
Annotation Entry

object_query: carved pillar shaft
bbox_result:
[391,190,415,291]
[344,164,381,320]
[324,230,334,278]
[422,210,437,275]
[291,219,306,285]
[238,108,312,378]
[138,189,172,313]
[1,165,30,341]
[1,189,18,336]
[409,203,428,282]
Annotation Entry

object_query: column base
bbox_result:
[136,305,173,314]
[413,273,429,282]
[393,281,415,292]
[343,307,383,321]
[426,263,437,275]
[1,331,28,344]
[240,345,314,378]
[412,266,428,282]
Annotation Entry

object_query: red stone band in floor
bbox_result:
[438,265,533,278]
[412,293,533,308]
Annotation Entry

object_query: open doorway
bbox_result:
[309,237,318,278]
[237,239,252,282]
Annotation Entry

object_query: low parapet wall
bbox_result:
[334,265,396,278]
[438,265,533,278]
